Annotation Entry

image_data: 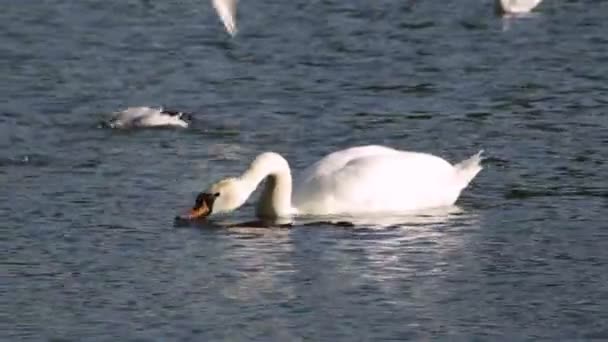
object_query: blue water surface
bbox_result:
[2,0,608,340]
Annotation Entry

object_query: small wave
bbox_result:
[0,154,52,168]
[100,106,193,129]
[505,187,608,199]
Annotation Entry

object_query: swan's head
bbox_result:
[186,178,248,219]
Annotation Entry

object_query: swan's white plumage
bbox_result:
[293,146,480,215]
[212,0,237,36]
[199,145,484,219]
[107,107,189,128]
[497,0,543,14]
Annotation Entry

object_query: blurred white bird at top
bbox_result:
[496,0,543,14]
[212,0,237,36]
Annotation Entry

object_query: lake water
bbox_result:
[2,0,608,340]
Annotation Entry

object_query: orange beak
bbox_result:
[187,203,211,219]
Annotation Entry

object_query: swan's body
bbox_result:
[186,146,483,220]
[293,146,480,215]
[212,0,237,36]
[496,0,543,14]
[106,107,191,129]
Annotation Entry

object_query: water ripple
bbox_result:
[3,0,608,340]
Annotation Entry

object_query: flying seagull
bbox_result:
[212,0,237,36]
[496,0,543,14]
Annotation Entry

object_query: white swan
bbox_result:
[106,107,192,129]
[496,0,543,14]
[184,145,484,220]
[212,0,237,36]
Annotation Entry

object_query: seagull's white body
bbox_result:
[212,0,237,36]
[107,107,190,129]
[497,0,543,14]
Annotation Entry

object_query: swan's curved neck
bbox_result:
[239,152,293,219]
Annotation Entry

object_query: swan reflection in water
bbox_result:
[174,205,471,231]
[174,205,481,329]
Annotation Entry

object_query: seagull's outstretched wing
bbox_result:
[497,0,543,14]
[212,0,237,36]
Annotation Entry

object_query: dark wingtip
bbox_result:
[181,113,193,122]
[161,109,181,116]
[160,108,194,122]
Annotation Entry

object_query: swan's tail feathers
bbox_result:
[454,150,484,189]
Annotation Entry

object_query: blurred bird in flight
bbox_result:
[212,0,237,36]
[496,0,543,14]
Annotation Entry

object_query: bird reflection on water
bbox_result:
[173,205,482,318]
[174,206,470,231]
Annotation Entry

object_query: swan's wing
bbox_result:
[295,152,457,215]
[212,0,237,36]
[300,145,401,180]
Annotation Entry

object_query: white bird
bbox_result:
[182,145,483,220]
[212,0,238,36]
[496,0,543,14]
[106,107,192,129]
